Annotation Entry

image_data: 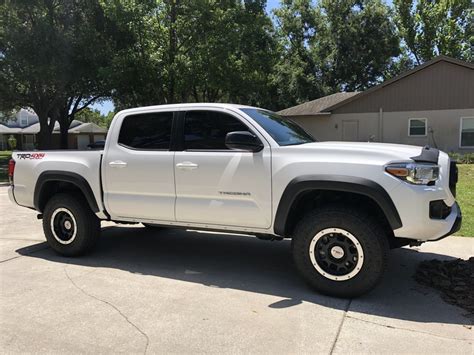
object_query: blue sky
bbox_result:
[91,100,114,115]
[93,0,392,114]
[267,0,279,13]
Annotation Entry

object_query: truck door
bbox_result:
[174,109,272,229]
[102,111,176,221]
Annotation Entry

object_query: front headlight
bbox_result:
[385,162,440,185]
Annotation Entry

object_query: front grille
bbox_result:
[449,160,458,197]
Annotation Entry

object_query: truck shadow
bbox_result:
[16,225,470,326]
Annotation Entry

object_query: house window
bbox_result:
[22,135,36,149]
[20,111,28,126]
[23,135,35,144]
[408,118,427,136]
[460,117,474,148]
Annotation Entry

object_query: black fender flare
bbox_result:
[34,171,99,213]
[273,175,402,236]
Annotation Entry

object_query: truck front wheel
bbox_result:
[43,193,100,256]
[292,206,389,297]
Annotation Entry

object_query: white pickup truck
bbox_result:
[8,103,461,297]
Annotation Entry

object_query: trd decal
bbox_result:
[17,153,45,160]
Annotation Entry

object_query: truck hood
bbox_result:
[287,141,432,164]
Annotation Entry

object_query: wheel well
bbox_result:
[37,181,86,212]
[34,171,100,214]
[284,190,399,246]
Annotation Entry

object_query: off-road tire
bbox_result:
[292,206,389,298]
[43,193,100,256]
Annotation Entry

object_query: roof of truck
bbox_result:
[116,103,262,116]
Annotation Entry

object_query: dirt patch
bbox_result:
[414,257,474,318]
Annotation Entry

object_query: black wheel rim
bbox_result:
[309,228,364,281]
[51,208,77,244]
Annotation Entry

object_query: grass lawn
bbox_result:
[456,164,474,237]
[0,151,12,183]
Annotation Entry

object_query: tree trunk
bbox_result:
[59,121,69,149]
[37,124,52,150]
[36,111,53,150]
[55,104,71,149]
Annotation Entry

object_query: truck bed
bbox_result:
[10,150,104,214]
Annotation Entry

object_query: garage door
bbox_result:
[77,135,90,149]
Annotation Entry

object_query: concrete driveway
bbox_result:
[0,186,472,354]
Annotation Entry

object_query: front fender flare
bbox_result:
[273,175,402,236]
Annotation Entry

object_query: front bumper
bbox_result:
[393,196,462,241]
[390,151,462,242]
[431,202,462,241]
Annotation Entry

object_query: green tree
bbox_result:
[272,0,325,109]
[393,0,473,64]
[272,0,400,108]
[74,108,113,128]
[1,0,61,148]
[0,110,15,123]
[104,0,165,109]
[315,0,400,91]
[103,111,115,129]
[110,0,277,109]
[182,1,277,107]
[0,0,122,149]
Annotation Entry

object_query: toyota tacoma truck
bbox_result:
[8,103,462,297]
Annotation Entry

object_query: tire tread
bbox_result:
[292,205,389,297]
[43,193,100,256]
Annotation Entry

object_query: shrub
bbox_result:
[448,152,461,162]
[448,152,474,164]
[7,135,17,150]
[462,153,474,164]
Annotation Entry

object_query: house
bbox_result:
[279,56,474,153]
[0,109,107,150]
[0,109,39,150]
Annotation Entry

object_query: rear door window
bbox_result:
[118,112,173,150]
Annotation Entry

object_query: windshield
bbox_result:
[240,108,316,146]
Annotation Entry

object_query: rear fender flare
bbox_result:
[34,171,99,213]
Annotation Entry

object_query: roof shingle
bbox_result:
[278,92,359,116]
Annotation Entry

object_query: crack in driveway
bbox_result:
[329,299,352,354]
[64,267,150,354]
[346,314,473,341]
[0,244,49,264]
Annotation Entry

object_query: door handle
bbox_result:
[176,162,198,170]
[109,160,128,168]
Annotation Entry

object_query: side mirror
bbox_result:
[225,131,263,152]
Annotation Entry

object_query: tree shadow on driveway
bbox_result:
[16,225,470,326]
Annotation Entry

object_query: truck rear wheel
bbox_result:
[43,193,100,256]
[292,206,389,298]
